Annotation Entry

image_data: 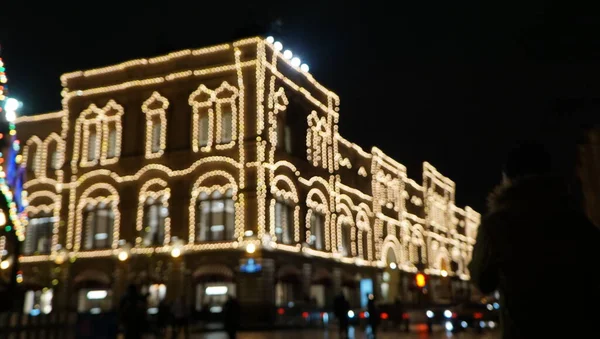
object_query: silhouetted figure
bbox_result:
[333,293,350,338]
[155,299,170,338]
[469,141,600,339]
[223,296,241,339]
[171,295,190,339]
[119,284,146,339]
[367,294,379,339]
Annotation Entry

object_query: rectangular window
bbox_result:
[23,289,53,315]
[88,129,97,161]
[284,125,292,153]
[107,127,117,158]
[29,148,38,173]
[84,205,114,249]
[196,190,235,242]
[151,121,162,153]
[275,201,293,244]
[362,231,369,260]
[311,212,325,250]
[143,202,167,246]
[24,216,53,255]
[341,225,352,257]
[50,151,58,169]
[198,115,209,147]
[221,110,232,143]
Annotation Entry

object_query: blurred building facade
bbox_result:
[4,37,479,320]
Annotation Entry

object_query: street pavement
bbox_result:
[196,326,500,339]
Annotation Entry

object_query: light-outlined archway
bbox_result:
[270,174,300,243]
[188,170,238,243]
[356,209,372,260]
[25,190,62,254]
[137,178,171,246]
[306,187,330,251]
[381,235,402,265]
[75,183,120,251]
[336,200,355,257]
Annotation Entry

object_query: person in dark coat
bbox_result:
[468,141,600,339]
[333,292,350,338]
[366,294,379,339]
[119,284,147,339]
[222,295,241,339]
[155,299,170,338]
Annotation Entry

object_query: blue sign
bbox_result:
[240,258,262,273]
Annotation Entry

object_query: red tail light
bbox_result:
[359,312,366,319]
[402,313,410,320]
[474,312,483,319]
[452,312,458,319]
[380,312,389,320]
[277,308,285,315]
[302,312,309,319]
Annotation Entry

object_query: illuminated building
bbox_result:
[13,37,479,319]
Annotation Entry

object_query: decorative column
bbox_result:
[302,263,312,301]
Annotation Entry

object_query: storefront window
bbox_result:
[77,289,113,314]
[195,282,236,312]
[23,289,53,315]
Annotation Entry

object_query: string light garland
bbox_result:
[16,37,479,282]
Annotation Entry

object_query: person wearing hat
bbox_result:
[469,141,600,339]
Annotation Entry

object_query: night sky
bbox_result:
[1,2,599,211]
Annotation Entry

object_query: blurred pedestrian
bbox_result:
[366,294,379,339]
[171,295,190,339]
[469,141,600,339]
[333,292,350,338]
[119,284,146,339]
[155,298,170,338]
[223,295,241,339]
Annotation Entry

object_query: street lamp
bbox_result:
[116,243,131,262]
[53,248,68,265]
[170,237,184,258]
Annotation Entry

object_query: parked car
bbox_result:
[434,302,500,333]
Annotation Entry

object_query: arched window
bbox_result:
[74,100,124,168]
[306,188,329,251]
[409,229,426,265]
[336,203,354,257]
[270,175,299,245]
[137,179,171,247]
[196,189,235,242]
[310,213,325,250]
[102,105,122,162]
[214,83,238,145]
[83,201,115,250]
[142,196,169,246]
[142,92,169,158]
[189,82,238,152]
[340,222,352,257]
[357,211,370,260]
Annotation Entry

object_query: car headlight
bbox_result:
[426,310,434,318]
[444,310,452,318]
